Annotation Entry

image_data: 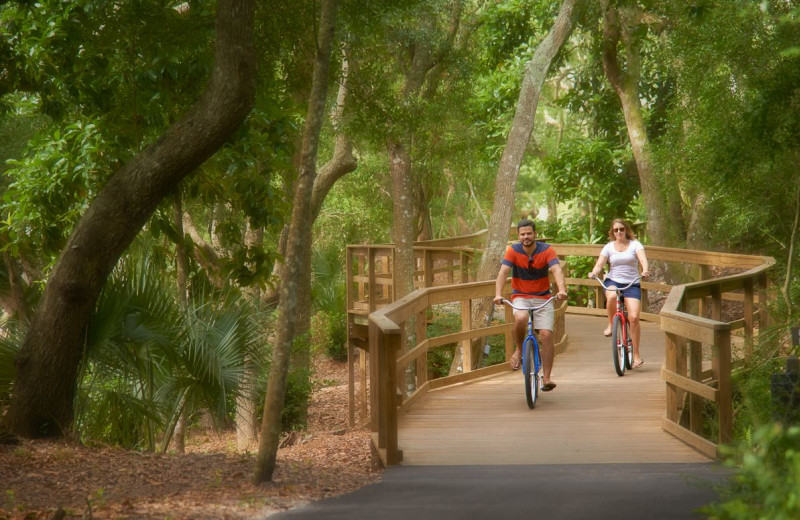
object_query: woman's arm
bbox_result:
[636,248,651,278]
[589,254,608,278]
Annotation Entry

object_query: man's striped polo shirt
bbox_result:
[501,241,559,300]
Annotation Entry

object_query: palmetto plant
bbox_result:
[311,245,347,361]
[75,254,266,450]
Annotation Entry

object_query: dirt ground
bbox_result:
[0,357,381,519]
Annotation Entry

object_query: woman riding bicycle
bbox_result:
[588,218,651,368]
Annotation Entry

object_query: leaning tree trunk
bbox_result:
[254,0,338,484]
[600,1,673,247]
[461,0,580,370]
[4,0,256,438]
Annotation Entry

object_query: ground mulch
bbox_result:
[0,358,381,519]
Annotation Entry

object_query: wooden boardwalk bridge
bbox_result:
[398,315,710,465]
[346,233,775,467]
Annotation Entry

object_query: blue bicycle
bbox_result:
[500,296,557,409]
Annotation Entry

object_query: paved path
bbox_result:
[270,315,729,519]
[270,463,729,519]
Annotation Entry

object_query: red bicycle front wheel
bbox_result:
[611,315,626,377]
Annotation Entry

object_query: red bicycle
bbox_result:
[589,274,640,376]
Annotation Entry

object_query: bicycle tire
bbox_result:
[523,337,538,409]
[611,315,626,377]
[624,333,633,370]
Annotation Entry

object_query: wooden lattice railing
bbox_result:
[347,235,775,466]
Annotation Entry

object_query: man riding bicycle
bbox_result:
[494,219,568,391]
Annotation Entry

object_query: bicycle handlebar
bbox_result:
[498,295,557,311]
[588,273,640,291]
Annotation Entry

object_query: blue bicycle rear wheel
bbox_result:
[523,337,539,408]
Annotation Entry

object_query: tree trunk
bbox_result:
[463,0,580,370]
[600,1,672,246]
[254,49,356,434]
[254,0,338,484]
[172,191,189,454]
[288,51,357,430]
[235,222,263,452]
[4,0,256,438]
[389,141,417,299]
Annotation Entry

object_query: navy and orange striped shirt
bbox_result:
[501,241,559,300]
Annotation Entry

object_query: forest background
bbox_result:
[1,0,800,517]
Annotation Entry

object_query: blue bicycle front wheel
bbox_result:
[523,337,539,409]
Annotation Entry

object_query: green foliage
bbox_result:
[543,137,637,241]
[2,0,214,134]
[316,153,393,246]
[311,245,348,362]
[76,248,266,450]
[703,423,800,520]
[0,323,21,407]
[281,367,312,431]
[1,118,111,262]
[700,312,800,518]
[653,0,800,256]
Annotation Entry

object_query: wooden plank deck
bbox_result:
[397,314,712,465]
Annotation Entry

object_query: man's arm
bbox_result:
[550,262,568,300]
[494,264,512,304]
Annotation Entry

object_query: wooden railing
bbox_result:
[367,279,567,466]
[348,238,775,466]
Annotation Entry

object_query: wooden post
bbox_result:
[357,251,366,303]
[346,248,355,428]
[368,248,377,312]
[665,332,679,423]
[710,285,722,321]
[368,320,383,457]
[369,319,402,466]
[415,309,428,388]
[688,339,703,435]
[424,249,434,288]
[347,341,356,428]
[359,349,368,425]
[676,335,688,423]
[698,265,711,317]
[743,277,754,359]
[715,328,733,445]
[758,272,769,331]
[461,298,473,373]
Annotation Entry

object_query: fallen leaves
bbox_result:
[0,357,381,519]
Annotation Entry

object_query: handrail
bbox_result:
[658,259,774,458]
[348,239,775,466]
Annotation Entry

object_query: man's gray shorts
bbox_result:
[512,297,555,331]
